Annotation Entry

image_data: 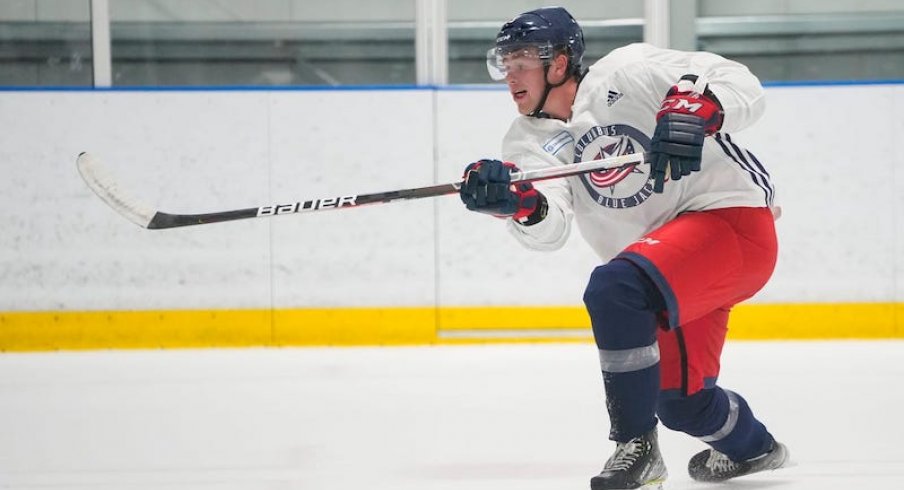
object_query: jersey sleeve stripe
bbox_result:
[740,149,776,206]
[724,134,775,198]
[714,133,774,206]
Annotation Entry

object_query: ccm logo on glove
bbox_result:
[649,76,724,193]
[656,77,723,135]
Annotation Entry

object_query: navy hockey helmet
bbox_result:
[487,6,585,81]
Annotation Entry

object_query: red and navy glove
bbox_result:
[650,75,724,193]
[459,159,544,224]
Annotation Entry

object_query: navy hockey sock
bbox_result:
[658,387,774,461]
[583,259,666,442]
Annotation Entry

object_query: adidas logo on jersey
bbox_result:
[607,90,623,107]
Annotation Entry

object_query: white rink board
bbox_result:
[266,90,437,308]
[0,89,436,310]
[736,84,904,303]
[0,84,902,311]
[0,91,273,311]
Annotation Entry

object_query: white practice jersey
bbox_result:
[503,43,775,262]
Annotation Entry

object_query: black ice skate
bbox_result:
[590,428,667,490]
[688,440,788,482]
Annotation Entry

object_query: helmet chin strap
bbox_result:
[528,64,570,119]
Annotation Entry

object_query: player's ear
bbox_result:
[552,52,569,81]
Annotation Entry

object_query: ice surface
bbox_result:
[0,341,902,489]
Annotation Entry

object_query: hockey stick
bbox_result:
[76,151,648,230]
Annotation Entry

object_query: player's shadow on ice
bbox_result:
[705,480,794,489]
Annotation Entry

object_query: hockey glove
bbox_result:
[459,159,543,224]
[650,75,724,193]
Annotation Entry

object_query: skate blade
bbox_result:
[776,458,797,469]
[640,478,665,490]
[593,478,665,490]
[596,482,663,490]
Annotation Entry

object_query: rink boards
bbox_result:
[2,303,904,351]
[1,83,903,350]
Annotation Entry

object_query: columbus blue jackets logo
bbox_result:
[573,125,653,209]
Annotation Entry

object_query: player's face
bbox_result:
[501,50,548,115]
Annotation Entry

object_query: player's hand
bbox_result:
[649,77,724,193]
[459,159,540,223]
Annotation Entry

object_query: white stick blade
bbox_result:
[76,152,156,228]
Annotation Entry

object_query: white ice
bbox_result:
[1,341,902,489]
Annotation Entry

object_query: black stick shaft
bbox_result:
[148,183,460,229]
[77,150,647,230]
[145,153,648,229]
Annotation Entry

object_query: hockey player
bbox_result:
[459,7,789,490]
